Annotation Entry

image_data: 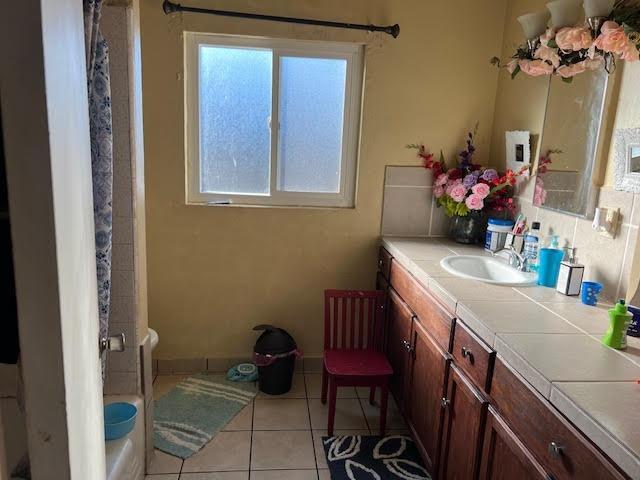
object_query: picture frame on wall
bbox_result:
[505,131,531,176]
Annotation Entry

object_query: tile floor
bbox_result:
[147,373,408,480]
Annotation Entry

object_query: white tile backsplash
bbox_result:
[382,166,639,303]
[513,183,639,302]
[381,166,449,237]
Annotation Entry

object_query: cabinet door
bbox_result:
[438,364,488,480]
[479,407,549,480]
[386,287,413,410]
[408,318,451,474]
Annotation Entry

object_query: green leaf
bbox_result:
[548,39,558,49]
[439,150,447,169]
[511,65,521,80]
[490,56,501,67]
[455,203,470,217]
[561,76,574,84]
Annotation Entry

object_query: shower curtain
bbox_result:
[84,0,113,373]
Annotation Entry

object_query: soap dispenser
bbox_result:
[602,300,633,350]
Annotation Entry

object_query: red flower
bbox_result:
[448,168,463,180]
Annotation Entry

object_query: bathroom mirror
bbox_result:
[534,69,608,218]
[613,127,640,193]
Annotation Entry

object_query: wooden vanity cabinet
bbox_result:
[479,407,549,480]
[438,364,489,480]
[407,317,452,473]
[386,287,413,411]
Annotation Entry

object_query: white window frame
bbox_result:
[184,33,364,208]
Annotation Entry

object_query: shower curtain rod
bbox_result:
[162,0,400,38]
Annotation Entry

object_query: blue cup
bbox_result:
[537,248,564,287]
[581,281,603,306]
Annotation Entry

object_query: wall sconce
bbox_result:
[518,11,551,52]
[546,0,582,28]
[584,0,615,35]
[592,207,620,238]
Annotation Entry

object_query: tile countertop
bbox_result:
[382,237,640,480]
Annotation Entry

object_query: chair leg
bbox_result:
[321,365,329,404]
[369,387,376,405]
[379,381,389,437]
[327,378,338,437]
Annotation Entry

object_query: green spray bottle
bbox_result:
[602,300,633,350]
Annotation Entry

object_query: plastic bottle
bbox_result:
[523,222,541,272]
[602,300,633,350]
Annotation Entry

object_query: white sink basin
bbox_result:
[440,255,537,286]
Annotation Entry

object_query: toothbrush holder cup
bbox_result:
[581,281,603,306]
[537,248,564,288]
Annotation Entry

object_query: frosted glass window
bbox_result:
[185,33,362,207]
[199,46,272,194]
[278,57,347,193]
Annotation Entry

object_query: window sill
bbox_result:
[185,200,356,211]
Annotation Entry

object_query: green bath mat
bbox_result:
[154,374,257,459]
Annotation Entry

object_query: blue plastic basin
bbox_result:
[104,402,137,441]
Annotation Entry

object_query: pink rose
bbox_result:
[621,42,640,62]
[445,179,462,195]
[556,61,587,78]
[540,28,556,47]
[449,184,468,203]
[465,194,484,211]
[519,59,554,77]
[435,173,448,187]
[507,59,519,74]
[434,186,445,199]
[534,45,561,68]
[583,56,605,70]
[594,21,628,54]
[471,183,490,199]
[555,27,593,51]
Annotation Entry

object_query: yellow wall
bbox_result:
[140,0,508,359]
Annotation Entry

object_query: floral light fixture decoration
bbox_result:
[491,0,640,82]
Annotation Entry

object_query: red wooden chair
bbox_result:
[321,289,393,436]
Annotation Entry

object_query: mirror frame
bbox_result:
[613,127,640,193]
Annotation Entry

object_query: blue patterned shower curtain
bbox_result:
[84,0,113,373]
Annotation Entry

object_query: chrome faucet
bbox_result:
[494,246,528,272]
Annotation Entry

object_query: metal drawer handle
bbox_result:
[402,340,414,353]
[441,397,451,408]
[378,259,384,268]
[548,441,564,459]
[461,346,475,365]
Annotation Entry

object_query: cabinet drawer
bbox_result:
[378,247,392,279]
[451,320,495,393]
[491,358,626,480]
[389,260,454,352]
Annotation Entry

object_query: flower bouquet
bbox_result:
[408,125,529,243]
[491,0,640,82]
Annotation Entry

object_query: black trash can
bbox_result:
[253,324,299,395]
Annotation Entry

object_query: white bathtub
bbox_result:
[104,395,145,480]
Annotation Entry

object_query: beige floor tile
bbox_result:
[224,402,253,431]
[249,470,318,480]
[359,397,407,432]
[153,374,188,399]
[253,398,310,430]
[308,398,368,430]
[317,470,331,480]
[147,449,182,474]
[145,475,178,480]
[305,374,357,399]
[180,473,248,480]
[257,374,306,399]
[182,431,251,473]
[251,430,316,470]
[313,430,370,469]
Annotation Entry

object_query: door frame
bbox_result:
[0,0,106,478]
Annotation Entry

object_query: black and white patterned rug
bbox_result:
[322,435,431,479]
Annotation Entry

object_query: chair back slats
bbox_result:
[324,290,385,352]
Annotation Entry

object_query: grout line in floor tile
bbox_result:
[357,396,372,434]
[304,370,320,473]
[248,398,256,479]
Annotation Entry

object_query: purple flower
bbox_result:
[463,173,478,188]
[481,169,498,182]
